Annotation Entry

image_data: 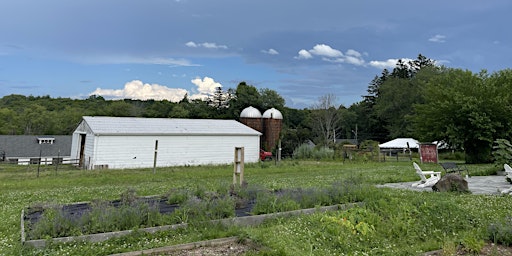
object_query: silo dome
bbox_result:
[262,108,283,119]
[240,106,262,118]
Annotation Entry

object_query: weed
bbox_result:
[166,188,190,205]
[487,217,512,246]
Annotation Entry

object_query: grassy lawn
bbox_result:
[1,160,512,255]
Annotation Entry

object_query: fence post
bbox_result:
[153,140,158,174]
[233,147,244,185]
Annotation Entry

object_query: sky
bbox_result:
[1,1,511,109]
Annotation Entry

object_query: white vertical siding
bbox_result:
[90,135,260,169]
[70,133,80,161]
[70,120,98,168]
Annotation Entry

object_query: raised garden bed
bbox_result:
[21,181,364,248]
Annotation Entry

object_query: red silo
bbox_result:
[239,106,263,133]
[262,108,283,151]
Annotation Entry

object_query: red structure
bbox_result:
[239,106,263,133]
[262,108,282,151]
[240,106,283,151]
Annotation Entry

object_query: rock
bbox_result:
[432,173,469,192]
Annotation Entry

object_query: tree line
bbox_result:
[2,54,512,163]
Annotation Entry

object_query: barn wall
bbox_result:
[90,135,260,169]
[70,121,97,168]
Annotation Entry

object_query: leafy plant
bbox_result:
[487,217,512,246]
[292,143,313,159]
[492,139,512,168]
[460,230,485,254]
[166,188,190,205]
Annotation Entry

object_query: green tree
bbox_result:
[169,104,189,118]
[106,100,138,117]
[18,104,50,134]
[413,68,512,163]
[230,82,262,117]
[187,99,214,119]
[281,107,312,156]
[0,108,20,134]
[372,55,437,139]
[259,88,285,111]
[142,100,175,118]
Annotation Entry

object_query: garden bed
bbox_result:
[21,181,364,248]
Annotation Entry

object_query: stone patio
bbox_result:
[378,175,512,195]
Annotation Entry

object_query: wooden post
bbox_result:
[55,150,60,173]
[37,149,42,178]
[278,140,282,162]
[153,140,158,174]
[233,147,244,185]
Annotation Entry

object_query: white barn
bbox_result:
[70,116,262,169]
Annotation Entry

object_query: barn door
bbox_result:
[79,134,86,168]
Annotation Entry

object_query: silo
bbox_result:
[262,108,283,151]
[240,106,263,133]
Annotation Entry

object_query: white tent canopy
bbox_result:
[379,138,419,149]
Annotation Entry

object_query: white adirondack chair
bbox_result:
[411,162,441,188]
[504,164,512,181]
[501,164,512,194]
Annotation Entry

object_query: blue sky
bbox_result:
[1,1,511,109]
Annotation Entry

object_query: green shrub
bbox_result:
[167,188,190,205]
[26,207,79,240]
[460,230,485,254]
[312,147,334,160]
[492,139,512,167]
[292,143,313,159]
[439,151,465,161]
[487,217,512,246]
[293,143,334,160]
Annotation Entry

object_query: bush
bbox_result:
[167,188,190,205]
[292,143,313,159]
[439,151,465,161]
[487,217,512,246]
[492,139,512,168]
[293,143,334,160]
[312,147,334,160]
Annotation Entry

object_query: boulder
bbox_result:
[432,173,469,193]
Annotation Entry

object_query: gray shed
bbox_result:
[0,135,72,165]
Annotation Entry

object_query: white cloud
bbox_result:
[90,80,188,102]
[368,58,417,69]
[185,41,198,47]
[346,49,362,57]
[295,49,313,59]
[309,44,343,58]
[189,76,222,100]
[185,41,228,49]
[369,59,400,69]
[428,34,446,43]
[295,44,365,66]
[90,77,224,102]
[344,55,365,66]
[261,48,279,55]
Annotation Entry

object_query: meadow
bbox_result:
[1,160,512,255]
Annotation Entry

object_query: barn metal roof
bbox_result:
[80,116,262,136]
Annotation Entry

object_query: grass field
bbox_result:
[1,160,512,255]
